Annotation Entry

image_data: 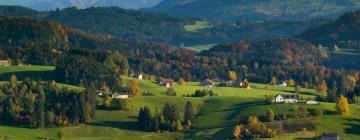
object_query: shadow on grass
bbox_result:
[226,101,266,120]
[344,118,360,136]
[0,122,35,129]
[87,121,140,131]
[0,71,55,81]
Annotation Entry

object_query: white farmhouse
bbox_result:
[112,93,129,99]
[272,94,298,103]
[138,74,143,80]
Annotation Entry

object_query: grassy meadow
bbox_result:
[0,70,358,139]
[184,21,213,32]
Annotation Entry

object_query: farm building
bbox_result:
[277,82,287,87]
[201,79,215,87]
[0,60,10,66]
[221,80,243,87]
[160,79,174,87]
[112,93,129,99]
[272,94,298,103]
[320,132,340,140]
[130,73,143,80]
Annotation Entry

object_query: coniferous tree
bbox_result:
[35,87,45,128]
[143,107,152,131]
[184,101,195,122]
[267,108,275,122]
[163,103,172,121]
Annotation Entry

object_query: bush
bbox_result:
[166,87,177,96]
[111,98,127,110]
[314,108,323,116]
[184,90,217,97]
[142,91,156,96]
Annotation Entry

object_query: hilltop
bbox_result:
[150,0,360,22]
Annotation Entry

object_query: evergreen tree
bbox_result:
[143,107,153,131]
[35,87,45,128]
[137,107,144,126]
[267,108,275,122]
[184,101,195,122]
[163,103,172,121]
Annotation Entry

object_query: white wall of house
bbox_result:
[273,95,284,103]
[113,95,128,99]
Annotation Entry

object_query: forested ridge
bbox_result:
[150,0,360,22]
[0,5,328,46]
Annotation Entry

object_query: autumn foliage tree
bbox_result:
[228,71,238,81]
[232,125,242,139]
[317,80,328,100]
[178,78,186,86]
[127,80,141,97]
[270,76,277,85]
[335,96,350,115]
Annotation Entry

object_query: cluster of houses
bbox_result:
[271,94,319,105]
[219,80,251,89]
[130,73,143,80]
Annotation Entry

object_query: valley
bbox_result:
[0,1,360,140]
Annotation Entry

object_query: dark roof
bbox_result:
[321,132,340,137]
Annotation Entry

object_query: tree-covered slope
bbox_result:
[150,0,360,22]
[298,10,360,48]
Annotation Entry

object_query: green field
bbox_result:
[0,76,359,139]
[0,65,55,81]
[185,44,216,52]
[184,21,213,32]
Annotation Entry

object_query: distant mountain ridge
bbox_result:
[150,0,360,22]
[0,0,161,10]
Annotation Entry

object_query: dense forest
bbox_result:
[1,16,360,103]
[0,77,97,127]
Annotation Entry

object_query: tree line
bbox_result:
[137,101,196,132]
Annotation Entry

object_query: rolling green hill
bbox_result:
[0,76,358,139]
[150,0,360,22]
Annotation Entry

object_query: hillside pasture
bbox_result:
[0,75,358,140]
[184,21,213,32]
